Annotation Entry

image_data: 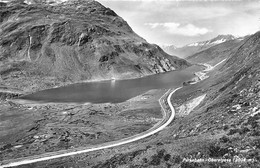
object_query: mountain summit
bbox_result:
[161,34,240,58]
[187,34,236,47]
[0,0,190,92]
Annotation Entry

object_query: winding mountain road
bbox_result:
[0,87,182,168]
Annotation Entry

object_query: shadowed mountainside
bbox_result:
[1,1,259,167]
[0,0,190,93]
[59,31,260,168]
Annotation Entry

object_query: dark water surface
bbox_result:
[20,65,202,104]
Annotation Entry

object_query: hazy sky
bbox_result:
[99,0,260,46]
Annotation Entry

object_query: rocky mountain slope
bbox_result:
[161,35,240,58]
[49,31,260,168]
[0,0,190,93]
[2,31,259,168]
[186,36,247,64]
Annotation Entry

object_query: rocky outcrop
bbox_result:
[0,91,21,100]
[88,31,260,168]
[0,0,190,93]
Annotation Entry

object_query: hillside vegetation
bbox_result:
[0,0,190,93]
[71,31,260,168]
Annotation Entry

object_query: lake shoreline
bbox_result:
[14,65,202,105]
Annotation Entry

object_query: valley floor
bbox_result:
[0,60,260,168]
[0,88,168,163]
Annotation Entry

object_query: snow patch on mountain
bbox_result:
[211,38,227,44]
[186,35,236,47]
[187,42,199,47]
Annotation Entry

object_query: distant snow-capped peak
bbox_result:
[187,34,236,47]
[187,42,200,47]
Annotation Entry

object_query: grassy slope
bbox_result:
[0,89,165,161]
[186,39,244,65]
[33,31,260,168]
[1,2,260,168]
[0,1,190,93]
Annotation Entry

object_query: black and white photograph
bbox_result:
[0,0,260,167]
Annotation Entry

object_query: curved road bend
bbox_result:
[0,87,182,168]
